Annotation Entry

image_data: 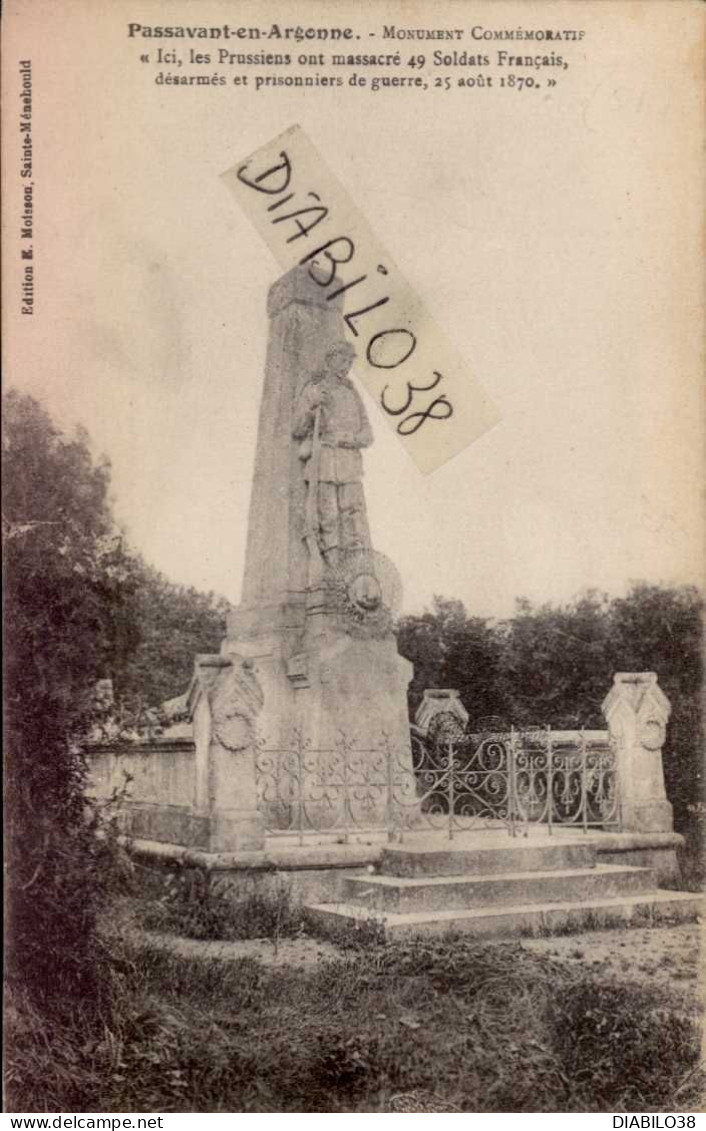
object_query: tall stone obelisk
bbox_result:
[235,268,338,622]
[222,265,414,827]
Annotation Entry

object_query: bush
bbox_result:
[138,866,307,942]
[3,392,133,1012]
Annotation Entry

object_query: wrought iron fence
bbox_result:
[255,720,620,844]
[255,732,392,842]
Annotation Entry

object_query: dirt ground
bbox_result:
[107,895,704,1003]
[123,924,345,968]
[520,920,704,1007]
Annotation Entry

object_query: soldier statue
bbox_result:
[292,341,373,578]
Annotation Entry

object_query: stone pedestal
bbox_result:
[601,672,673,834]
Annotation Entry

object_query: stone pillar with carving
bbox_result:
[601,672,673,833]
[189,653,265,851]
[415,689,469,739]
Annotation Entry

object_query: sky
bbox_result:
[4,0,703,619]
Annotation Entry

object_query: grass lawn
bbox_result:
[6,920,704,1113]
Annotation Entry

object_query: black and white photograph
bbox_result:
[3,0,704,1117]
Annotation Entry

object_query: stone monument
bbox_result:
[185,266,415,847]
[601,671,673,833]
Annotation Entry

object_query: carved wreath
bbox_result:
[210,663,263,752]
[639,717,666,751]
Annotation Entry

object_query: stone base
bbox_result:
[207,808,265,852]
[120,805,211,849]
[125,829,688,908]
[620,800,673,834]
[297,629,412,742]
[113,804,265,852]
[223,598,418,834]
[290,629,415,829]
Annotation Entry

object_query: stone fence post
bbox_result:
[189,652,266,852]
[601,672,673,833]
[414,689,469,736]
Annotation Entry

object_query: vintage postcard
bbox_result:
[3,0,704,1117]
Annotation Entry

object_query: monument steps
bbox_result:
[379,842,597,878]
[341,863,657,915]
[306,889,703,940]
[304,840,703,939]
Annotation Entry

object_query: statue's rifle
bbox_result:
[304,403,325,588]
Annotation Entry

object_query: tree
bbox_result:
[3,391,127,1008]
[396,596,505,722]
[495,591,614,728]
[109,554,230,709]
